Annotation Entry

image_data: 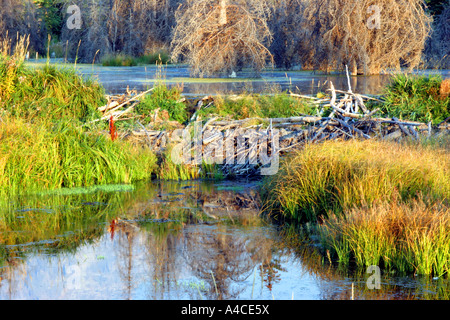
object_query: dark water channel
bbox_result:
[0,180,448,300]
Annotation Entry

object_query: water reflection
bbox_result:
[0,180,448,300]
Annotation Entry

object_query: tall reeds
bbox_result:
[262,139,449,224]
[0,118,157,197]
[319,196,450,277]
[262,138,449,276]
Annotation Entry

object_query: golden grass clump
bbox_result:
[262,139,449,223]
[262,138,449,275]
[319,196,450,276]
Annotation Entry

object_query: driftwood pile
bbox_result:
[97,87,154,122]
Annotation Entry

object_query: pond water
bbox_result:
[82,65,450,96]
[26,60,450,96]
[0,180,448,300]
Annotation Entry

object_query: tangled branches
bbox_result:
[60,0,181,63]
[299,0,433,74]
[425,0,450,68]
[171,0,274,77]
[0,0,44,53]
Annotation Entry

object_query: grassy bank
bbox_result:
[1,37,157,196]
[1,48,105,123]
[0,118,157,197]
[101,52,171,67]
[261,139,449,276]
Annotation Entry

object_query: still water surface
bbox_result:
[0,180,448,300]
[84,65,450,96]
[27,60,450,96]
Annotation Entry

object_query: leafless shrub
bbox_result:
[425,0,450,68]
[267,0,306,70]
[299,0,433,75]
[171,0,274,77]
[60,0,181,63]
[0,0,44,53]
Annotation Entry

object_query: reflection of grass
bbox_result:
[36,184,135,196]
[0,189,132,266]
[275,223,450,299]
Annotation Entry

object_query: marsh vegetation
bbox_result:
[0,0,449,300]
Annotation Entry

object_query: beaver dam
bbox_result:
[98,78,450,178]
[1,61,448,300]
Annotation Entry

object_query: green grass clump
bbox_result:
[136,84,188,124]
[101,53,137,67]
[0,60,105,122]
[197,93,314,120]
[156,144,224,181]
[261,139,449,224]
[379,73,449,124]
[0,118,157,196]
[135,52,171,65]
[101,52,171,67]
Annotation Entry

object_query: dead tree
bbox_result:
[0,0,44,53]
[425,0,450,68]
[267,0,306,70]
[299,0,433,75]
[60,0,181,63]
[171,0,274,77]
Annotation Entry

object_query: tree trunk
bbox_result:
[350,59,358,76]
[219,0,227,25]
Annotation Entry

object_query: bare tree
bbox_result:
[0,0,44,53]
[267,0,305,70]
[60,0,181,62]
[171,0,274,77]
[425,0,450,68]
[298,0,433,75]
